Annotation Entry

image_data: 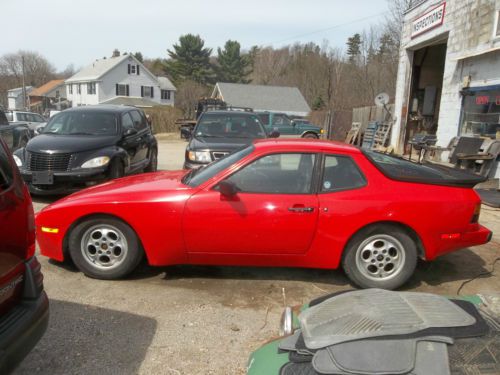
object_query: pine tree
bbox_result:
[133,52,144,63]
[216,40,251,83]
[346,33,362,63]
[165,34,214,85]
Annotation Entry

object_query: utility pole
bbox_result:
[21,56,27,110]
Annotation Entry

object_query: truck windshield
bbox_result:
[43,111,118,135]
[194,113,266,139]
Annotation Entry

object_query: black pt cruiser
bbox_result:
[14,105,158,195]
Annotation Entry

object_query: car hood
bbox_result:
[26,134,118,153]
[189,136,256,151]
[44,170,192,208]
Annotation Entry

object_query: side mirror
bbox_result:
[218,180,239,197]
[269,130,280,138]
[123,128,137,137]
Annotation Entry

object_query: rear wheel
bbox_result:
[342,225,417,290]
[144,148,158,172]
[302,133,318,139]
[68,216,143,279]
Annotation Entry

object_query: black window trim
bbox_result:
[214,151,321,195]
[317,153,367,194]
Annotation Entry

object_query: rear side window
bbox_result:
[0,143,14,189]
[321,155,366,192]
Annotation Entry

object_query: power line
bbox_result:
[270,11,389,45]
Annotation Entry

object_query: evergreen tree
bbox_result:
[216,40,251,83]
[133,52,144,63]
[312,95,326,110]
[346,33,362,63]
[165,34,214,85]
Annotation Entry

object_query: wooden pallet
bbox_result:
[345,122,361,145]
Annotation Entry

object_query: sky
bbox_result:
[2,0,390,71]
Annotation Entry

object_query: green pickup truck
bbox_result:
[255,112,324,138]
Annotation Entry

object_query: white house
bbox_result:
[65,51,176,108]
[7,86,33,110]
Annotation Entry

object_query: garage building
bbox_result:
[391,0,500,171]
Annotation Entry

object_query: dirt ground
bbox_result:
[15,137,500,375]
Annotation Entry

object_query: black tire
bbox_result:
[303,133,318,139]
[108,158,124,179]
[68,216,143,279]
[144,147,158,172]
[342,224,417,290]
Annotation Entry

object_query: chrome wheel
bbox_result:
[355,234,406,281]
[81,224,129,270]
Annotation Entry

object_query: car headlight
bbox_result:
[188,151,211,163]
[13,155,22,167]
[81,156,110,168]
[320,129,324,134]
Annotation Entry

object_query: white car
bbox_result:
[5,110,47,135]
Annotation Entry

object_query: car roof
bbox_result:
[62,105,139,114]
[201,110,256,116]
[253,138,362,154]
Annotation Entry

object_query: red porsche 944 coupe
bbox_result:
[36,139,492,289]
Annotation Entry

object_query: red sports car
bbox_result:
[36,139,492,289]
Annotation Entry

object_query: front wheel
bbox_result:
[302,133,318,139]
[342,225,417,290]
[68,216,143,279]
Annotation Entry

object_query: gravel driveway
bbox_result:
[15,137,500,375]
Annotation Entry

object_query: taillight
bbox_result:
[471,203,481,223]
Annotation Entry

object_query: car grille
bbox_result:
[212,151,230,160]
[27,152,72,172]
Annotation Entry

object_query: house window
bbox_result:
[128,64,140,75]
[116,84,129,96]
[77,84,81,94]
[141,86,154,98]
[161,90,171,100]
[68,84,73,94]
[87,82,96,95]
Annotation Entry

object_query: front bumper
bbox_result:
[20,167,108,195]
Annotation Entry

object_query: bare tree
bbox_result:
[175,80,210,118]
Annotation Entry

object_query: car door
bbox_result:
[183,152,319,255]
[129,110,150,164]
[119,112,144,170]
[271,114,297,136]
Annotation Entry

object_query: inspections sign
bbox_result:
[411,3,446,38]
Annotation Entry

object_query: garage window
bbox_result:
[460,86,500,138]
[321,155,366,192]
[226,153,316,194]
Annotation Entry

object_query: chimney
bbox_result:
[112,49,120,58]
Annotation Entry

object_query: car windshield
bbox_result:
[183,145,254,187]
[43,111,118,135]
[194,113,266,139]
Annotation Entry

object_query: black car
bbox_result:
[14,105,158,195]
[184,111,277,169]
[0,137,48,374]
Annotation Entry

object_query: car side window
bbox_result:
[321,155,366,192]
[34,114,45,122]
[122,113,134,131]
[17,113,27,121]
[130,111,147,131]
[226,153,316,194]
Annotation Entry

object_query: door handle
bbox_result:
[288,207,315,213]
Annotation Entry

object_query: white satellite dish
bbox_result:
[374,92,390,108]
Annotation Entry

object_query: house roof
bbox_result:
[7,86,33,96]
[30,79,65,97]
[65,54,131,83]
[100,96,159,108]
[157,76,176,91]
[212,82,311,116]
